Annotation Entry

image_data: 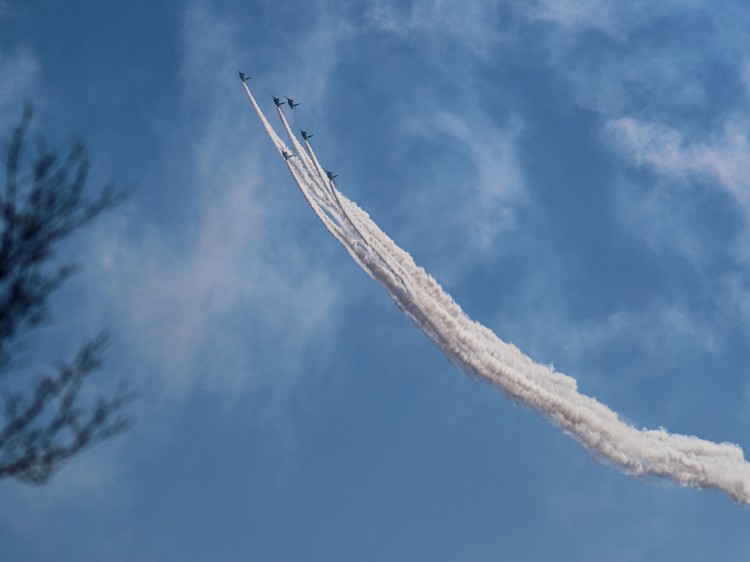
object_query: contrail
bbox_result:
[300,139,413,293]
[241,81,750,504]
[241,82,288,155]
[275,107,337,210]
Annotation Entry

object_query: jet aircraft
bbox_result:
[238,71,250,82]
[300,130,313,141]
[282,150,292,160]
[286,97,300,109]
[326,170,338,181]
[273,96,285,107]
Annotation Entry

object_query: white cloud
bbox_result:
[365,0,506,57]
[76,2,346,400]
[268,19,355,108]
[605,115,750,263]
[516,305,717,365]
[522,0,733,128]
[612,177,710,263]
[597,109,750,338]
[89,179,341,398]
[428,111,526,251]
[527,0,703,39]
[527,0,623,36]
[607,116,750,209]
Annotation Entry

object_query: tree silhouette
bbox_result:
[0,105,135,484]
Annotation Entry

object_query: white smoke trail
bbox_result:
[299,140,413,294]
[241,83,288,154]
[241,82,750,504]
[282,155,377,277]
[246,93,411,292]
[275,107,338,210]
[241,84,377,276]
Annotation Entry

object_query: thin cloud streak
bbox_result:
[407,111,526,252]
[607,117,750,207]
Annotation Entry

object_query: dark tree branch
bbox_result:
[0,104,135,484]
[0,334,137,484]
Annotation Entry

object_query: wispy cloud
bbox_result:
[527,0,704,39]
[607,116,750,206]
[331,3,531,265]
[500,298,719,376]
[527,0,624,36]
[365,0,506,57]
[527,0,750,331]
[408,111,526,252]
[89,181,341,397]
[79,1,345,402]
[605,113,750,264]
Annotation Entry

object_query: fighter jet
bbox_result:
[300,130,313,141]
[326,170,338,181]
[282,150,292,160]
[273,96,285,107]
[285,97,300,109]
[238,70,250,82]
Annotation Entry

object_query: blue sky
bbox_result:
[2,0,750,560]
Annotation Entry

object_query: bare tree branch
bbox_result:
[0,334,136,483]
[0,104,135,484]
